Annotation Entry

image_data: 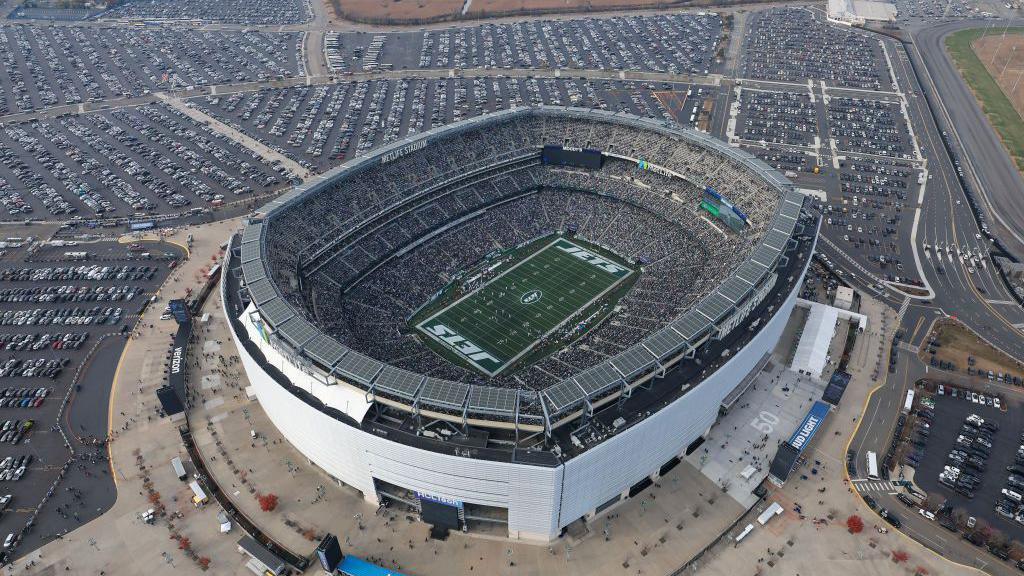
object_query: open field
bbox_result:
[946,27,1024,173]
[415,236,636,376]
[923,319,1024,382]
[974,33,1024,123]
[329,0,464,23]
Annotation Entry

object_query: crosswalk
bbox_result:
[852,478,899,494]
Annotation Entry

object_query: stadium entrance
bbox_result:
[372,478,509,537]
[411,234,639,377]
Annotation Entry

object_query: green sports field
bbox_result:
[415,237,636,376]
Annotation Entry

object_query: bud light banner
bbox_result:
[788,401,830,452]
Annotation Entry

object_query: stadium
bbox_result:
[223,106,819,542]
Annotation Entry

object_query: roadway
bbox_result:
[913,19,1024,260]
[841,21,1024,576]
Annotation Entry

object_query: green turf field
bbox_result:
[415,237,636,376]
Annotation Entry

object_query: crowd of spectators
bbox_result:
[261,111,781,390]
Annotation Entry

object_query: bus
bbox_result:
[866,451,879,479]
[902,389,915,414]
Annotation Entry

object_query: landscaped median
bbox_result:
[945,27,1024,173]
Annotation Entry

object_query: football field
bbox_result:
[416,237,636,376]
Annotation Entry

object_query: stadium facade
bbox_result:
[223,107,819,542]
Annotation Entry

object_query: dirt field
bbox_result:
[467,0,684,16]
[973,33,1024,126]
[923,319,1024,381]
[330,0,465,23]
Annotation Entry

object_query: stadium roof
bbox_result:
[242,106,809,429]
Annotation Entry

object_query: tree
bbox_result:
[258,493,279,512]
[952,507,970,529]
[891,550,909,564]
[846,515,864,534]
[1008,540,1024,561]
[988,529,1008,550]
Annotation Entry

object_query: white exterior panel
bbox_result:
[558,282,800,523]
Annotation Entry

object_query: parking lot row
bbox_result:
[0,24,301,116]
[325,13,720,76]
[742,8,889,90]
[99,0,312,25]
[0,103,293,219]
[197,78,713,173]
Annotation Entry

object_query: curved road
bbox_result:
[914,20,1024,259]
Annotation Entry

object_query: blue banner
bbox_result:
[788,401,830,451]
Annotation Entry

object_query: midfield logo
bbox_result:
[557,243,627,275]
[424,324,500,366]
[521,290,543,304]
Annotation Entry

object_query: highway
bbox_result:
[913,20,1024,260]
[843,21,1024,575]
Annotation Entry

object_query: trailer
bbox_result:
[171,457,186,481]
[189,480,208,507]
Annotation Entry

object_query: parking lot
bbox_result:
[735,88,819,148]
[731,8,929,290]
[99,0,312,25]
[0,102,295,219]
[324,13,721,75]
[197,78,715,173]
[827,96,915,159]
[742,7,888,90]
[911,384,1024,544]
[0,233,180,560]
[0,25,300,116]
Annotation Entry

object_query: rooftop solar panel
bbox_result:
[373,366,423,400]
[241,259,266,284]
[719,277,752,304]
[241,222,263,244]
[542,379,586,414]
[642,326,687,359]
[468,386,518,414]
[609,347,656,379]
[735,261,766,286]
[258,298,294,328]
[671,311,710,340]
[764,229,790,252]
[750,245,779,268]
[419,378,470,410]
[575,363,623,395]
[247,278,278,306]
[278,316,319,349]
[335,351,383,385]
[240,241,262,264]
[303,334,347,369]
[699,293,733,323]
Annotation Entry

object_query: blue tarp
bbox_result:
[337,556,410,576]
[788,400,830,452]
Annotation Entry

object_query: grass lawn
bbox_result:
[945,27,1024,172]
[924,319,1023,379]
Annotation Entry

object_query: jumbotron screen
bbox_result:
[541,144,604,169]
